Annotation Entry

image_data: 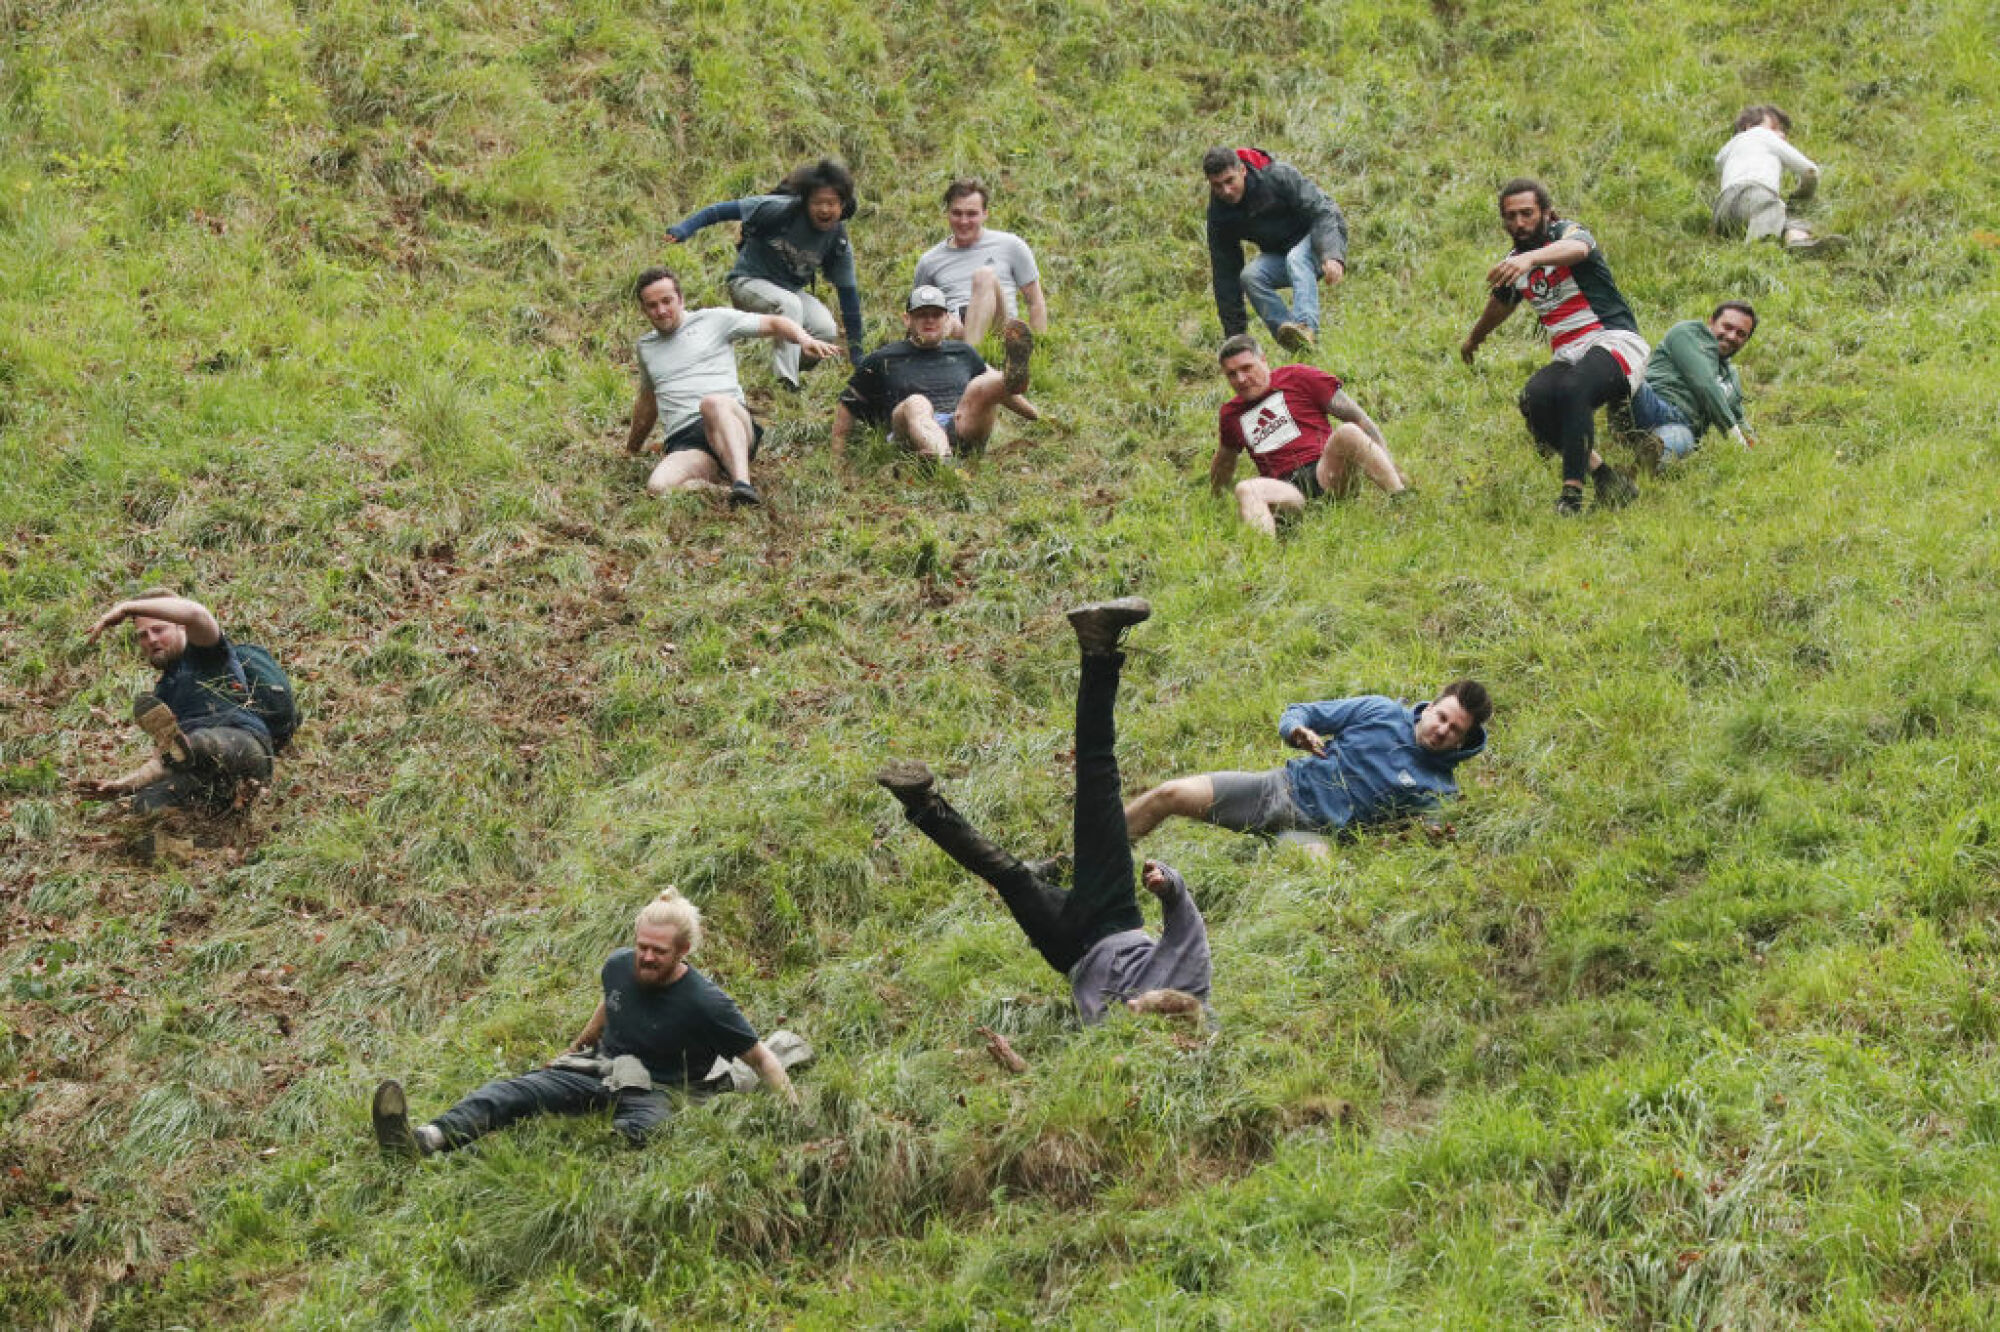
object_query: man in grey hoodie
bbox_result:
[1204,146,1350,352]
[877,598,1212,1024]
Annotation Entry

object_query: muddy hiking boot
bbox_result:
[1000,318,1034,396]
[1066,597,1151,655]
[875,760,937,814]
[132,693,190,764]
[372,1080,442,1159]
[372,1080,420,1158]
[1591,461,1639,510]
[1275,321,1317,353]
[728,480,762,509]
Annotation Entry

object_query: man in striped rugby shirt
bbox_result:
[1460,179,1646,516]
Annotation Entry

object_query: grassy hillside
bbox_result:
[4,0,1999,1324]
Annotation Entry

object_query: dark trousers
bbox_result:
[129,725,273,814]
[430,1067,680,1148]
[908,651,1143,974]
[1518,346,1630,485]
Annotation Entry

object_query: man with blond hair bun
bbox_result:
[372,889,799,1157]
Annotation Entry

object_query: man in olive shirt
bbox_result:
[372,889,799,1156]
[1631,301,1759,465]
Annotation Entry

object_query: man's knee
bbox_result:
[1156,777,1213,818]
[891,395,937,425]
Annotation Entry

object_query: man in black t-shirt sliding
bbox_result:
[76,591,274,814]
[372,889,799,1156]
[832,285,1034,464]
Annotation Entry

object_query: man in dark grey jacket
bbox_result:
[1204,146,1350,352]
[877,598,1212,1025]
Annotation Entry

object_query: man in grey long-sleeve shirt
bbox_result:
[877,598,1212,1024]
[1204,146,1350,352]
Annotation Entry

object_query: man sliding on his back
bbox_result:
[877,599,1212,1024]
[1124,682,1491,851]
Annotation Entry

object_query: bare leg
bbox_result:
[949,370,1010,451]
[1232,478,1309,536]
[698,395,755,486]
[1317,423,1406,495]
[646,449,727,497]
[961,269,1006,346]
[1124,774,1217,840]
[890,395,952,460]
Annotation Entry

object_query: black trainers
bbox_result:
[1000,318,1034,396]
[1554,487,1583,517]
[132,693,191,764]
[728,480,762,508]
[1066,597,1151,655]
[1591,462,1638,510]
[875,760,937,811]
[372,1080,420,1159]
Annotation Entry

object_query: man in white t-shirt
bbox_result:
[1714,105,1845,255]
[912,179,1048,346]
[622,266,840,508]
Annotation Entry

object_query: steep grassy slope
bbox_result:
[4,0,1999,1325]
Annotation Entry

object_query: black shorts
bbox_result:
[1285,460,1325,500]
[663,417,763,462]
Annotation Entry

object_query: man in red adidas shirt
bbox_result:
[1460,178,1646,516]
[1209,335,1407,535]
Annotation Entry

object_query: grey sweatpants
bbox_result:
[728,276,837,387]
[1714,183,1789,242]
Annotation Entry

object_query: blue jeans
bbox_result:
[1240,237,1322,336]
[1630,384,1699,460]
[431,1067,689,1148]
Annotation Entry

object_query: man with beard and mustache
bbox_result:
[832,285,1034,465]
[75,592,276,814]
[372,889,800,1158]
[1460,178,1647,516]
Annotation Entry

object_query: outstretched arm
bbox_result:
[625,377,659,454]
[757,314,843,364]
[570,1001,607,1052]
[1208,444,1241,496]
[665,199,744,242]
[834,283,866,367]
[1460,293,1515,365]
[75,756,167,799]
[1020,279,1049,332]
[739,1041,801,1107]
[1326,389,1386,449]
[89,595,221,646]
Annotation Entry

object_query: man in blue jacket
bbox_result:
[1204,146,1350,352]
[1123,681,1491,845]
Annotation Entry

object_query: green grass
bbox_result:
[4,0,2000,1325]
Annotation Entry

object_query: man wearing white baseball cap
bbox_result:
[832,285,1033,465]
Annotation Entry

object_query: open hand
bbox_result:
[86,603,131,643]
[1484,254,1531,288]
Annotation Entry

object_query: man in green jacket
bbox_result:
[1630,301,1759,465]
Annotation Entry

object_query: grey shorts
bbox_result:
[1714,183,1788,241]
[1204,769,1311,835]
